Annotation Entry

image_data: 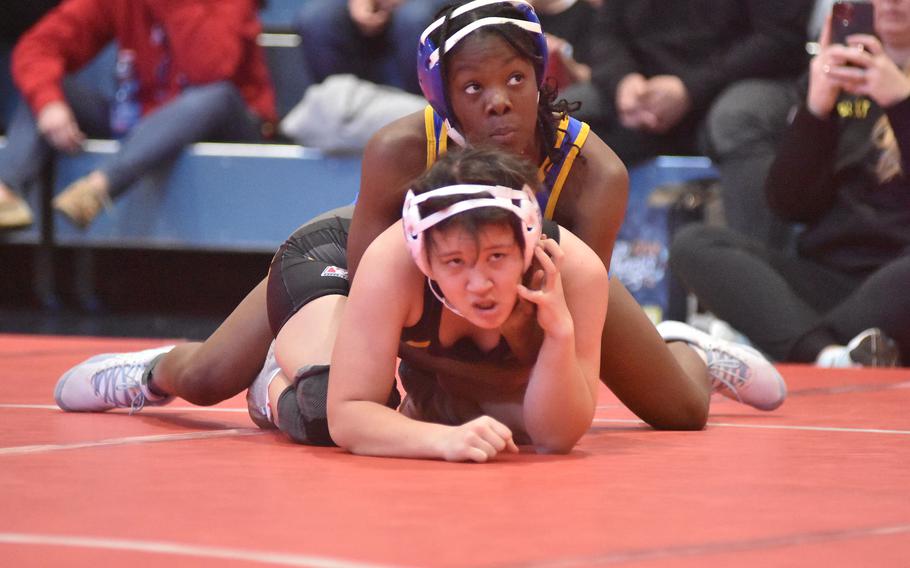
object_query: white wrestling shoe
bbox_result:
[54,346,175,413]
[246,341,281,430]
[816,328,902,368]
[656,320,787,411]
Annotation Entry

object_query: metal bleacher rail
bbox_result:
[257,0,308,33]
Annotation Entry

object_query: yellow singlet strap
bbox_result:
[544,122,589,220]
[424,106,437,170]
[535,115,571,184]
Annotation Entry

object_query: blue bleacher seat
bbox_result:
[258,0,309,32]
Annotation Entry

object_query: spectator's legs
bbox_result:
[100,82,260,197]
[669,223,859,361]
[819,255,910,360]
[52,82,259,228]
[703,79,801,247]
[388,0,448,94]
[295,0,376,85]
[0,102,54,194]
[0,79,107,227]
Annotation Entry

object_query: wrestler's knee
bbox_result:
[278,365,401,445]
[646,397,709,431]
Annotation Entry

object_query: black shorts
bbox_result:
[267,215,352,337]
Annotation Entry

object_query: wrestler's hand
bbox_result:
[439,416,519,462]
[517,237,574,339]
[500,267,544,365]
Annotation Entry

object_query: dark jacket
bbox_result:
[766,95,910,273]
[589,0,813,119]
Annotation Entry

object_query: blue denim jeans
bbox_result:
[0,80,262,198]
[294,0,447,94]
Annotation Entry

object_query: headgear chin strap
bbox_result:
[402,183,542,277]
[417,0,548,139]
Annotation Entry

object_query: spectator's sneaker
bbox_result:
[816,328,902,368]
[54,346,175,413]
[657,320,787,411]
[246,342,281,430]
[52,175,112,229]
[0,194,34,230]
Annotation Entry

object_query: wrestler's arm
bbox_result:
[347,112,427,280]
[522,229,608,452]
[329,224,445,457]
[329,223,519,462]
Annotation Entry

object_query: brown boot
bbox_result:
[52,175,112,229]
[0,193,34,230]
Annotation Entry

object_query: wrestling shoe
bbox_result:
[816,328,902,368]
[54,346,175,413]
[246,341,281,430]
[656,320,787,411]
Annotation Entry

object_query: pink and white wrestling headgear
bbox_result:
[402,183,543,277]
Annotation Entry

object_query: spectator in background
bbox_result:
[0,1,61,135]
[588,0,814,168]
[702,0,838,247]
[0,0,276,231]
[295,0,448,95]
[670,1,910,368]
[532,0,601,125]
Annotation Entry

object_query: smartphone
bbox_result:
[830,1,875,45]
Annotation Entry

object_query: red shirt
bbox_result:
[12,0,276,125]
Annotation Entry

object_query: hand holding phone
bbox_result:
[830,1,875,46]
[813,1,909,112]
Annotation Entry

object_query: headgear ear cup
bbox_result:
[402,189,432,275]
[417,0,548,128]
[402,183,542,278]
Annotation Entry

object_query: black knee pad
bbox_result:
[275,364,401,446]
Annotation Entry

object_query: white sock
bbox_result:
[816,345,853,368]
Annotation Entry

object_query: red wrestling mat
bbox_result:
[1,333,909,567]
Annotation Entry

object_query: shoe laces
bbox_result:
[90,361,149,414]
[704,348,749,404]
